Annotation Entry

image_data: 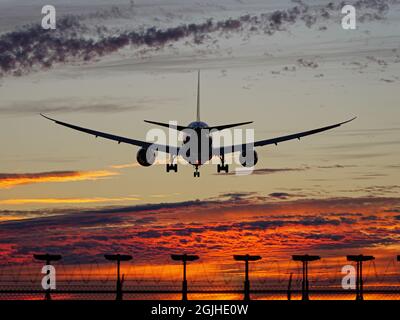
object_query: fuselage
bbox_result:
[183,121,213,166]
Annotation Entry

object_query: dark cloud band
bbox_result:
[0,0,395,77]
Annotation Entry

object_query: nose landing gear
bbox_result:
[194,165,200,177]
[166,163,178,172]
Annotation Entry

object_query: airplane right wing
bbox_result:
[41,114,179,155]
[253,117,356,147]
[213,117,357,155]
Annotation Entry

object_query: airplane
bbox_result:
[41,71,356,177]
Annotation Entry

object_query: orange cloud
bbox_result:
[110,163,141,169]
[0,170,118,189]
[109,159,172,169]
[0,195,399,297]
[0,196,139,205]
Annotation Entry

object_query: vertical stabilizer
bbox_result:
[196,70,200,122]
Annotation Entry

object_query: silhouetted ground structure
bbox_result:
[234,254,262,301]
[0,254,398,300]
[104,254,132,301]
[287,273,293,301]
[292,255,320,300]
[347,255,375,300]
[33,253,62,300]
[171,254,199,301]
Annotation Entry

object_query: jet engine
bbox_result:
[239,149,258,167]
[136,147,156,167]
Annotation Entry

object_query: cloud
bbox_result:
[304,233,345,241]
[0,196,139,205]
[0,0,396,77]
[133,217,158,225]
[219,192,258,201]
[380,78,395,83]
[132,216,350,239]
[1,188,400,289]
[316,164,357,169]
[0,194,399,268]
[384,207,400,213]
[110,162,141,169]
[269,192,290,199]
[0,170,118,189]
[269,192,293,199]
[219,167,308,176]
[0,97,177,116]
[0,199,218,226]
[220,164,355,177]
[0,101,138,116]
[297,58,319,68]
[110,158,172,169]
[253,167,308,175]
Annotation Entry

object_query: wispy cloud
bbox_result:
[0,196,139,205]
[0,101,139,116]
[268,192,298,199]
[0,170,118,189]
[0,0,395,77]
[109,162,141,169]
[218,166,308,176]
[0,97,178,116]
[110,158,171,169]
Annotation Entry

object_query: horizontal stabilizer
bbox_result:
[144,120,188,131]
[145,120,253,132]
[208,121,253,131]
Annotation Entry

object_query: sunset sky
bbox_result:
[0,0,400,296]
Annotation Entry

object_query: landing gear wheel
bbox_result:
[217,154,229,173]
[194,165,200,178]
[166,164,178,172]
[217,164,229,173]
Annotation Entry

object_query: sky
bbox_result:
[0,0,400,298]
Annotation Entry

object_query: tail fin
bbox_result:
[196,70,200,122]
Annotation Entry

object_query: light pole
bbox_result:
[104,254,132,300]
[171,254,199,301]
[33,253,62,300]
[292,255,320,300]
[233,254,262,301]
[347,255,374,300]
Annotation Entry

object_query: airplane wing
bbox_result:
[41,114,179,155]
[214,117,357,155]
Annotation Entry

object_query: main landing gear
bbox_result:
[217,155,229,173]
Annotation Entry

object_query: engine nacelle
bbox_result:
[239,149,258,167]
[136,148,155,167]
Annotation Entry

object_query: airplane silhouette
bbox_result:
[41,71,356,177]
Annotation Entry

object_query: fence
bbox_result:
[0,255,399,300]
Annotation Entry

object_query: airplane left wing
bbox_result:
[213,117,357,155]
[41,114,179,155]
